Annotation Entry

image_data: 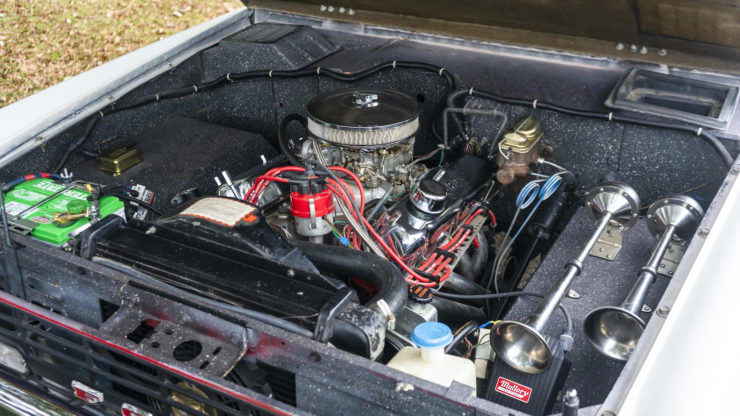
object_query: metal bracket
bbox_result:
[657,241,686,277]
[589,223,623,260]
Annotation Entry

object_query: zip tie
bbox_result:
[392,60,397,69]
[608,112,613,121]
[268,70,273,78]
[532,99,538,109]
[154,93,160,102]
[697,127,703,136]
[438,67,446,76]
[316,67,321,75]
[468,87,474,95]
[226,73,232,83]
[98,111,105,118]
[192,85,198,93]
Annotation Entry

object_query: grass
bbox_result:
[0,0,243,107]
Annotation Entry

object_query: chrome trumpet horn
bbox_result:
[491,182,640,374]
[583,194,703,361]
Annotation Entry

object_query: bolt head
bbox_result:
[615,43,625,50]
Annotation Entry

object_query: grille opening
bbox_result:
[173,340,203,362]
[126,319,159,343]
[99,299,120,322]
[0,304,16,331]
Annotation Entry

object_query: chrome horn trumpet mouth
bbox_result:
[583,306,645,361]
[491,321,551,374]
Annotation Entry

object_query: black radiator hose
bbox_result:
[444,271,489,296]
[292,242,407,317]
[431,297,487,324]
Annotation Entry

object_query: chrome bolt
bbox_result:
[287,269,295,277]
[639,46,648,54]
[629,44,638,52]
[615,43,625,51]
[698,228,710,238]
[641,305,652,313]
[567,289,581,299]
[657,305,670,317]
[657,48,668,56]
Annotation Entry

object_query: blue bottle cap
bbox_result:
[411,322,453,348]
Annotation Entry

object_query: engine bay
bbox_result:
[0,20,737,416]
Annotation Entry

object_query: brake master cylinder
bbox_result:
[495,115,554,185]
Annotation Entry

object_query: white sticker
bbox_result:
[4,201,31,217]
[179,198,255,227]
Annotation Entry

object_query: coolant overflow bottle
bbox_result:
[387,322,477,393]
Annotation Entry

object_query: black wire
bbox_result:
[463,88,735,168]
[278,114,308,166]
[0,186,13,248]
[445,320,479,353]
[494,235,542,320]
[434,290,573,334]
[53,114,103,173]
[53,61,456,173]
[103,193,164,217]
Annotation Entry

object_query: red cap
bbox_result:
[290,189,335,218]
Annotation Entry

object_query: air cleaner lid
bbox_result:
[306,88,420,146]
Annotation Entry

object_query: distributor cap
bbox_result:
[306,88,421,147]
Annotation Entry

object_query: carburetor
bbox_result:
[301,88,424,199]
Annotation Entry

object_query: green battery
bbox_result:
[2,178,124,245]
